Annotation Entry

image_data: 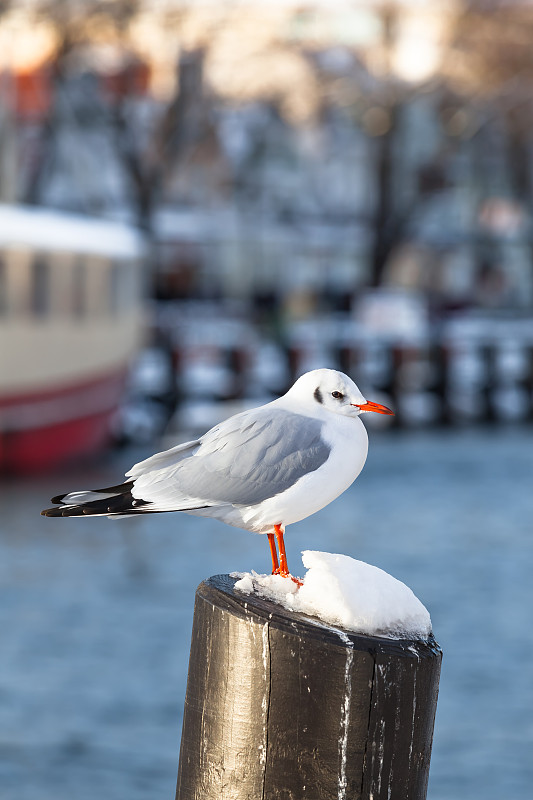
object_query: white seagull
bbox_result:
[42,369,393,583]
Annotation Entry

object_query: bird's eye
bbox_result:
[331,391,344,399]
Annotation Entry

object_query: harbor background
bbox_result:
[2,2,533,798]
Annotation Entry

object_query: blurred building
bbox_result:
[1,3,532,312]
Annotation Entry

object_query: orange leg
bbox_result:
[268,532,279,574]
[274,524,290,576]
[272,524,303,587]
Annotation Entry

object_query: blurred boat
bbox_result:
[0,205,146,473]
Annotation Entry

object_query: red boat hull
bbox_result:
[0,370,126,474]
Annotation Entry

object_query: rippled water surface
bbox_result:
[1,427,532,799]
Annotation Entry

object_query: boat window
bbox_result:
[49,251,74,315]
[72,257,86,317]
[88,257,110,315]
[30,255,50,317]
[125,260,143,308]
[110,261,120,313]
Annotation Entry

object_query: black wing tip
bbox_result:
[41,505,86,517]
[50,493,67,505]
[44,481,139,518]
[50,482,134,505]
[42,492,153,517]
[92,481,134,494]
[41,507,65,517]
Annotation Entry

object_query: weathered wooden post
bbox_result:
[176,575,442,800]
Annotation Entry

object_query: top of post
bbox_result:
[198,574,442,661]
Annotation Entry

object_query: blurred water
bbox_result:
[1,428,532,800]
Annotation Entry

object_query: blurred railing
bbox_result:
[125,304,533,434]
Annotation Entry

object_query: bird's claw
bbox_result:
[272,568,303,588]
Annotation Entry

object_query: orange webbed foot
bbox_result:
[271,567,303,588]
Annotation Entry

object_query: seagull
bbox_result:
[42,369,393,583]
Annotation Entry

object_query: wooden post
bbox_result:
[176,575,442,800]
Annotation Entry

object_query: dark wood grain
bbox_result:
[176,575,442,800]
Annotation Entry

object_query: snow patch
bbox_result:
[232,550,431,639]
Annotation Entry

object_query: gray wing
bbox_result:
[132,407,330,508]
[126,438,200,479]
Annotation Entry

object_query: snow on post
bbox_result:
[175,561,442,800]
[234,550,433,639]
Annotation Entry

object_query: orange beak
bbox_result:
[352,400,394,416]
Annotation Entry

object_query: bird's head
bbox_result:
[287,368,394,419]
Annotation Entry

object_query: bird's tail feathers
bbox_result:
[42,480,213,518]
[42,481,148,518]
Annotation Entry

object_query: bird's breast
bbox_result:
[320,414,369,491]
